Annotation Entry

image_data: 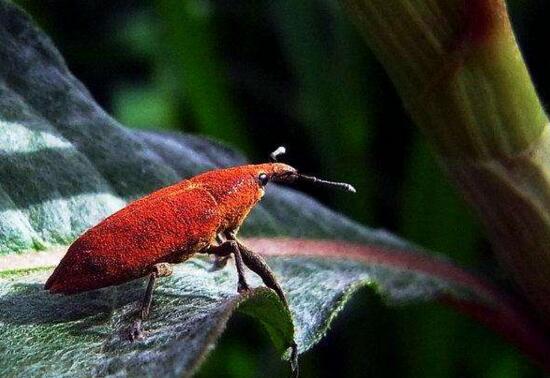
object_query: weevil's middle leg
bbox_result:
[210,233,231,270]
[129,262,173,341]
[207,239,250,293]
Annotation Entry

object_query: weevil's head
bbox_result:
[193,146,355,233]
[252,146,356,193]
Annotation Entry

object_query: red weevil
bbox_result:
[45,147,355,374]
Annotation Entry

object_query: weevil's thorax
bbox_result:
[191,163,295,232]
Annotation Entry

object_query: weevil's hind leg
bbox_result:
[207,238,250,293]
[128,262,173,341]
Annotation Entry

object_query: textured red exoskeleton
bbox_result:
[45,147,355,375]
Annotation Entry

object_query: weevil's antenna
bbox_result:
[270,146,286,162]
[297,174,356,193]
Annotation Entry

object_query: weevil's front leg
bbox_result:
[207,239,250,293]
[225,232,298,376]
[129,262,173,341]
[225,233,288,306]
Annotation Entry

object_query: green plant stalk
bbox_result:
[342,0,550,323]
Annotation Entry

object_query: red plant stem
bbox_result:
[245,238,550,372]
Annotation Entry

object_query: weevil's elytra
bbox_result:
[45,147,355,376]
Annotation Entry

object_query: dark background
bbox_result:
[15,0,549,377]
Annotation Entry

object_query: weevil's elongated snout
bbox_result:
[294,173,356,193]
[265,146,356,193]
[271,171,356,193]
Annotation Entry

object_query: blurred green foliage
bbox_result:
[15,0,547,376]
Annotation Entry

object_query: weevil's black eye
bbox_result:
[258,173,269,187]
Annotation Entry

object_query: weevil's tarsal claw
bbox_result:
[237,280,250,293]
[290,341,299,378]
